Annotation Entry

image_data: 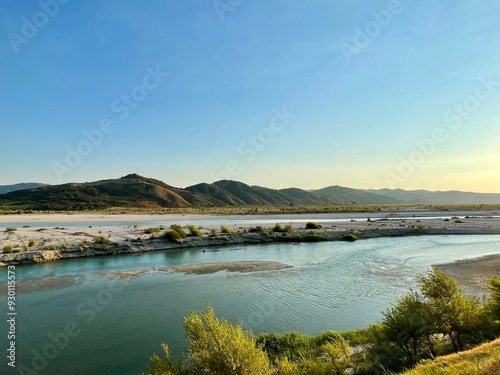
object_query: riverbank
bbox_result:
[438,254,500,298]
[1,213,500,267]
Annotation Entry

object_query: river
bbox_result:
[1,234,499,375]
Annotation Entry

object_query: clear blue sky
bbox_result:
[1,0,499,192]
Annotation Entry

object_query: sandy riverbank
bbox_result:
[438,254,500,299]
[1,212,499,267]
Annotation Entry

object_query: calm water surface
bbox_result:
[1,234,499,375]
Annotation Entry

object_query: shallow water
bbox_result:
[1,234,499,375]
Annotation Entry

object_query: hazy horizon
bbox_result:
[2,1,499,193]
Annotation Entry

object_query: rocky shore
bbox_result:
[1,213,499,267]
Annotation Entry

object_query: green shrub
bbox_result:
[12,249,21,253]
[273,223,284,232]
[163,230,182,242]
[2,245,13,253]
[170,224,187,238]
[341,234,358,242]
[220,225,235,234]
[257,332,315,362]
[305,222,322,229]
[248,226,268,236]
[93,236,111,245]
[210,229,218,237]
[186,225,202,237]
[28,240,35,247]
[144,227,160,234]
[454,219,464,223]
[5,227,17,232]
[284,224,293,233]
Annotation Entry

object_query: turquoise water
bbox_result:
[1,235,499,375]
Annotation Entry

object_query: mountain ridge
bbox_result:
[0,174,499,210]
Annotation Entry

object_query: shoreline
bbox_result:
[1,212,500,267]
[437,254,500,299]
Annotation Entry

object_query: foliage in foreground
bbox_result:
[147,272,500,375]
[402,338,500,375]
[148,306,269,375]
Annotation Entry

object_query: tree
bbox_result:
[487,277,500,320]
[382,291,430,366]
[417,267,482,352]
[183,306,270,375]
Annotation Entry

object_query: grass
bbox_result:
[170,224,187,238]
[2,245,13,253]
[403,338,500,375]
[144,227,160,234]
[93,236,111,245]
[186,225,202,237]
[273,223,293,233]
[220,225,235,234]
[299,233,328,242]
[5,227,17,232]
[248,226,268,236]
[4,204,500,215]
[163,230,182,242]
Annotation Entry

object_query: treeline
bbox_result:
[145,268,500,374]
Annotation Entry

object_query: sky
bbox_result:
[1,0,499,192]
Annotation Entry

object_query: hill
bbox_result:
[186,181,328,206]
[0,174,219,211]
[364,188,500,205]
[0,183,46,195]
[313,185,405,205]
[403,338,500,375]
[1,174,499,211]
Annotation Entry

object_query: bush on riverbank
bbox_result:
[147,269,500,375]
[186,225,202,237]
[273,223,293,233]
[163,230,182,242]
[170,224,187,238]
[220,225,235,234]
[299,233,328,242]
[145,227,160,234]
[305,222,322,229]
[2,245,13,253]
[93,236,110,245]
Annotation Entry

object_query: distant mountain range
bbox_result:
[0,183,46,195]
[0,174,499,210]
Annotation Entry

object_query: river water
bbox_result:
[1,234,499,375]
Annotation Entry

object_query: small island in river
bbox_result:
[1,210,499,267]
